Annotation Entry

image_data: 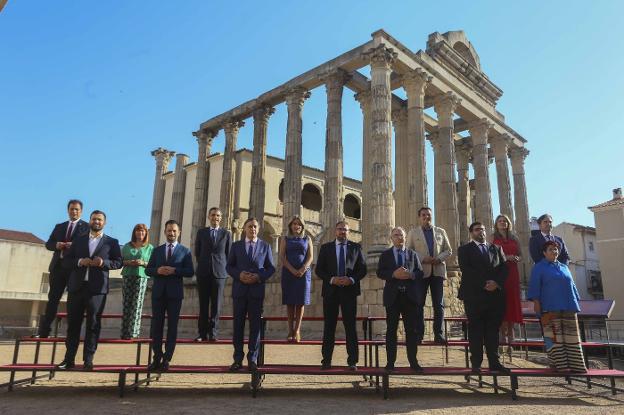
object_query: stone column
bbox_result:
[249,105,275,228]
[426,132,442,225]
[149,148,175,244]
[455,139,472,245]
[510,147,531,285]
[220,120,244,231]
[469,118,494,233]
[282,87,311,234]
[492,133,514,223]
[403,69,432,226]
[392,106,408,228]
[433,92,461,252]
[364,45,397,260]
[322,70,349,242]
[170,153,189,227]
[354,89,372,251]
[190,129,217,249]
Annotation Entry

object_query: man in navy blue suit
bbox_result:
[226,217,275,372]
[146,219,194,372]
[194,207,232,341]
[376,227,424,372]
[36,199,89,338]
[56,210,122,370]
[529,214,570,265]
[315,220,367,370]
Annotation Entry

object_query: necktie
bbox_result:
[211,228,216,243]
[65,222,74,242]
[247,241,254,260]
[338,243,346,277]
[480,243,488,257]
[167,244,173,261]
[397,249,404,267]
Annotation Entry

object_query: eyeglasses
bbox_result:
[336,227,348,231]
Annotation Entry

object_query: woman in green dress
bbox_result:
[120,224,153,339]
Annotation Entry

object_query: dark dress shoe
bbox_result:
[489,364,510,374]
[208,335,217,342]
[348,364,357,371]
[83,361,94,371]
[385,364,395,372]
[434,336,447,345]
[160,360,170,371]
[194,336,207,342]
[229,362,243,372]
[120,335,131,340]
[248,362,258,372]
[321,362,331,370]
[147,360,162,372]
[56,360,75,370]
[410,363,424,373]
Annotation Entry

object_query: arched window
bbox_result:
[301,183,322,211]
[343,194,361,219]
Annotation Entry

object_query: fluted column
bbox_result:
[364,44,397,258]
[427,132,442,224]
[249,105,275,228]
[469,118,494,233]
[455,139,472,245]
[392,106,408,228]
[150,148,175,244]
[403,69,432,226]
[190,129,217,249]
[322,70,349,242]
[354,89,372,251]
[282,87,311,234]
[510,147,531,284]
[433,92,461,253]
[220,120,244,230]
[492,133,514,223]
[170,153,189,227]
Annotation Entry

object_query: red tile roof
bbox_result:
[0,229,45,244]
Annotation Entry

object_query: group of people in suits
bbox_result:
[37,197,582,374]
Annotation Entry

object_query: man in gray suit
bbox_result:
[194,207,232,341]
[407,207,452,344]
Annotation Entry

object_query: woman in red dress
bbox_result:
[491,214,523,345]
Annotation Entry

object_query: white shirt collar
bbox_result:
[69,218,80,225]
[335,239,348,246]
[541,232,551,238]
[472,240,487,246]
[166,240,178,249]
[245,237,258,244]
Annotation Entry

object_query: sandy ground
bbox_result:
[1,339,623,415]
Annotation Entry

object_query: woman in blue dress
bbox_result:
[280,215,313,342]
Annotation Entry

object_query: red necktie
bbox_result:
[65,222,74,242]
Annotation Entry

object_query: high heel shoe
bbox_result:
[295,331,301,343]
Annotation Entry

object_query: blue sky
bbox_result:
[1,1,622,242]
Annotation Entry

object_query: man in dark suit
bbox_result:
[458,221,509,374]
[56,210,122,370]
[316,220,367,370]
[529,214,570,265]
[146,219,194,372]
[36,199,89,338]
[377,227,424,372]
[194,207,231,341]
[226,217,275,372]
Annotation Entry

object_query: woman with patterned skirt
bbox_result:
[279,215,313,342]
[120,224,153,339]
[528,240,586,372]
[491,214,523,346]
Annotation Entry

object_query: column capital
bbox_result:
[354,88,372,111]
[151,147,175,165]
[193,129,218,146]
[402,68,432,97]
[223,119,245,135]
[253,104,276,124]
[433,92,461,118]
[509,146,530,164]
[323,69,351,90]
[490,133,512,156]
[364,44,397,69]
[467,118,493,144]
[391,106,408,123]
[285,87,311,109]
[426,131,441,152]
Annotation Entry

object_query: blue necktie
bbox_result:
[338,243,346,277]
[480,243,488,257]
[211,228,216,243]
[247,242,254,261]
[397,249,404,267]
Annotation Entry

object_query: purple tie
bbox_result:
[247,241,254,260]
[65,222,74,242]
[167,244,173,261]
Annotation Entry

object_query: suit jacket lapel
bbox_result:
[92,235,106,257]
[330,241,338,275]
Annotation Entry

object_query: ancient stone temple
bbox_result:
[148,30,530,337]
